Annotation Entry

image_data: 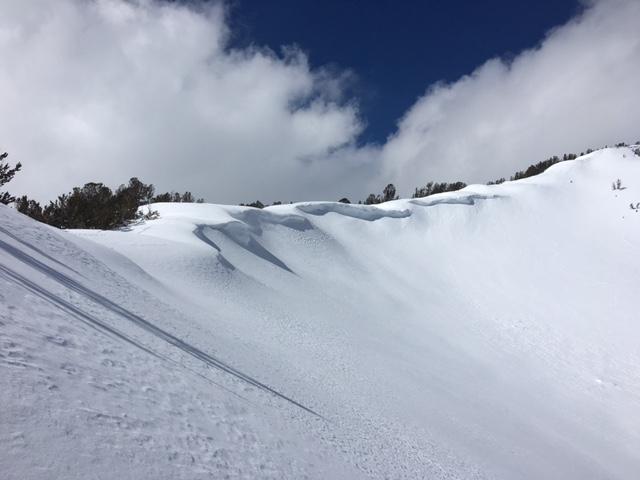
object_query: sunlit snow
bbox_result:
[1,147,639,479]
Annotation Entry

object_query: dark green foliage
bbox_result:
[113,177,156,219]
[382,184,398,202]
[442,181,467,193]
[412,181,467,198]
[123,177,155,206]
[244,200,264,209]
[364,193,381,205]
[0,152,22,205]
[510,156,561,181]
[43,182,134,229]
[152,190,204,203]
[15,195,45,222]
[488,153,578,185]
[151,192,172,202]
[239,200,280,208]
[338,197,351,204]
[487,178,506,185]
[363,183,398,204]
[18,177,156,229]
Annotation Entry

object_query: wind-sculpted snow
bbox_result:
[230,208,314,233]
[409,192,503,207]
[0,205,345,480]
[2,148,640,479]
[206,222,296,274]
[296,201,412,220]
[192,225,235,270]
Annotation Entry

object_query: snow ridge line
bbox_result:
[0,237,324,419]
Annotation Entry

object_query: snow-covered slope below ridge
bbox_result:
[2,147,640,479]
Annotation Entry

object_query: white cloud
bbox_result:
[0,0,367,203]
[381,0,640,191]
[1,0,639,203]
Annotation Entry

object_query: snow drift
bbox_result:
[1,147,640,479]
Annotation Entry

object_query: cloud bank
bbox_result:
[1,0,639,203]
[0,0,367,203]
[381,0,640,190]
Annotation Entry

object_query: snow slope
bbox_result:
[2,147,640,479]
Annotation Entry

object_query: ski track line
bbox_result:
[0,236,323,419]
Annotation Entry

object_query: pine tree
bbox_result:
[0,152,22,205]
[364,193,380,205]
[15,195,45,222]
[382,184,397,202]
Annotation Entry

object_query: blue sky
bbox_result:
[228,0,582,144]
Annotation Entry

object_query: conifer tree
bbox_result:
[0,152,22,205]
[382,184,397,202]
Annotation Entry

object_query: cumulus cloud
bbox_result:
[1,0,639,203]
[381,0,640,190]
[0,0,367,203]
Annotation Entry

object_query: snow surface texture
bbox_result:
[1,147,640,479]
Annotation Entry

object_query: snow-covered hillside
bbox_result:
[2,147,640,479]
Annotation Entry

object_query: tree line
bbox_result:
[0,157,204,229]
[241,150,599,207]
[1,142,638,228]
